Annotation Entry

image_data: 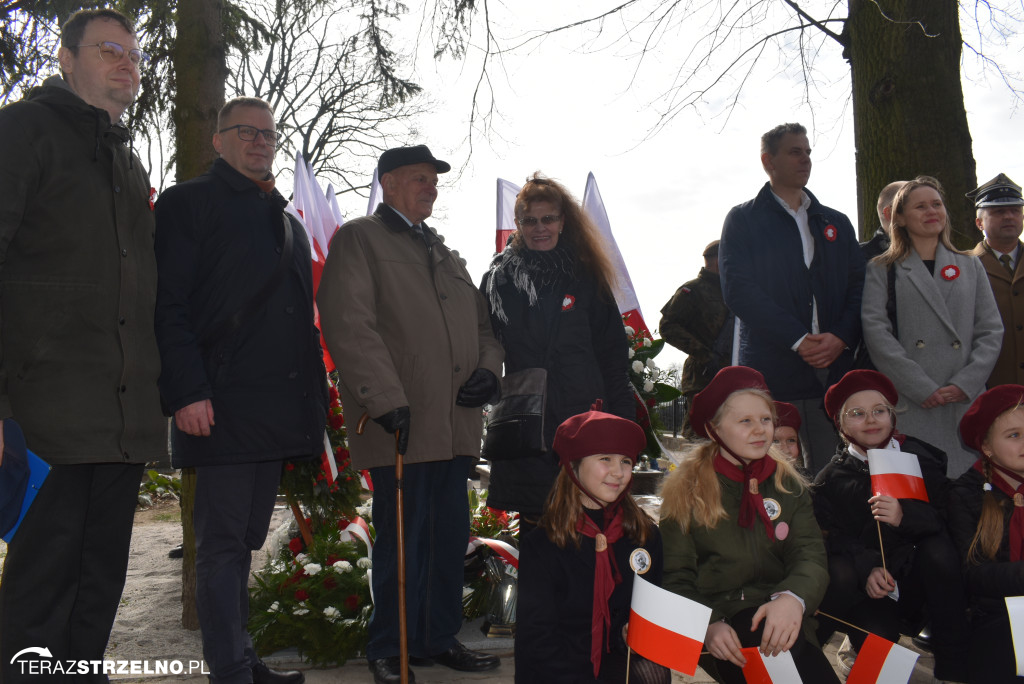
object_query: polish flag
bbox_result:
[582,172,651,339]
[867,449,929,501]
[495,178,521,254]
[846,633,919,684]
[366,168,383,216]
[626,575,712,675]
[740,648,802,683]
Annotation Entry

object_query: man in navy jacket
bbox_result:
[720,123,865,473]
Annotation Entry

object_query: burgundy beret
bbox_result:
[960,385,1024,453]
[775,402,802,431]
[690,366,770,439]
[552,410,647,467]
[824,370,899,423]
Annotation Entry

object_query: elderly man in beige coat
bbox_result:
[317,145,504,684]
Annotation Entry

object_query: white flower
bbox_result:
[643,380,654,393]
[323,606,341,622]
[646,358,658,371]
[628,347,635,359]
[269,601,280,612]
[293,606,310,616]
[643,338,653,348]
[269,560,286,574]
[357,557,372,569]
[333,560,353,573]
[624,325,635,336]
[356,505,371,518]
[631,360,644,374]
[295,553,308,565]
[304,563,322,576]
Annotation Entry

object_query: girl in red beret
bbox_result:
[947,385,1024,683]
[812,369,967,681]
[659,366,838,684]
[773,401,803,468]
[515,407,669,684]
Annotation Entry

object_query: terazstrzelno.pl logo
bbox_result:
[10,647,210,676]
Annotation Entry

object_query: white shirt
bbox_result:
[771,190,819,348]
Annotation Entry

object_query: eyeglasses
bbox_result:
[843,406,893,423]
[76,42,149,66]
[517,214,562,227]
[218,124,279,146]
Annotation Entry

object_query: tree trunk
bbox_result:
[846,0,979,248]
[171,0,226,630]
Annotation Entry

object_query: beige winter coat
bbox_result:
[317,204,503,469]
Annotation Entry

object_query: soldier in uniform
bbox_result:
[659,240,733,437]
[969,173,1024,387]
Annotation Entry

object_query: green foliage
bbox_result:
[462,489,518,620]
[137,468,181,508]
[623,320,682,459]
[248,519,373,666]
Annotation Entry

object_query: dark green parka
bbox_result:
[0,76,166,464]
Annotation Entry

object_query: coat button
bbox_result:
[119,317,126,325]
[288,371,298,379]
[915,340,925,348]
[454,365,461,373]
[1018,325,1023,331]
[440,293,448,300]
[952,340,962,350]
[286,305,295,314]
[114,185,121,193]
[120,385,127,393]
[360,386,369,394]
[121,249,128,257]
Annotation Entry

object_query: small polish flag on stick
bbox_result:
[867,449,929,501]
[846,633,919,684]
[626,575,712,676]
[740,648,802,684]
[1006,596,1024,676]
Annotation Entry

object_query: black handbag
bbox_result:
[481,368,548,461]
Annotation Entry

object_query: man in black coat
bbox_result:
[154,97,327,684]
[860,181,906,260]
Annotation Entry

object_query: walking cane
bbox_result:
[357,412,409,684]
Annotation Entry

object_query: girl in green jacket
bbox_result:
[660,366,838,684]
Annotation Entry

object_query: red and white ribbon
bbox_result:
[339,516,373,558]
[467,536,519,569]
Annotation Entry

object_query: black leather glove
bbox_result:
[456,368,499,408]
[373,406,411,455]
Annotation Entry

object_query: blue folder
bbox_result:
[1,420,50,543]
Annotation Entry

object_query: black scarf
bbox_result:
[486,243,576,324]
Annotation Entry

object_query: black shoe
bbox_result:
[168,545,183,559]
[368,657,416,684]
[430,641,500,672]
[912,625,933,651]
[251,661,304,684]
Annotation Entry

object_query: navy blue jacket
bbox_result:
[154,159,328,467]
[720,183,865,400]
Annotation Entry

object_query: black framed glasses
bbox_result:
[76,41,149,66]
[218,124,279,146]
[517,214,562,227]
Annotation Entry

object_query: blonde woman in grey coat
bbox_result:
[862,176,1002,476]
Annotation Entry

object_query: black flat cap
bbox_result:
[967,172,1024,208]
[378,145,451,176]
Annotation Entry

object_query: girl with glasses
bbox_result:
[812,369,968,681]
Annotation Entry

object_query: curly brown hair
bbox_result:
[512,173,619,299]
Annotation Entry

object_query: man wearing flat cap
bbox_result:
[659,239,733,437]
[970,173,1024,387]
[317,145,504,684]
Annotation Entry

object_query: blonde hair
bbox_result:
[969,403,1024,563]
[875,176,965,267]
[660,390,809,531]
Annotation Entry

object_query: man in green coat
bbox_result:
[0,9,166,681]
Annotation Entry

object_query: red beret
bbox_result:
[775,402,802,431]
[690,366,770,439]
[824,370,898,423]
[960,384,1024,452]
[552,410,647,467]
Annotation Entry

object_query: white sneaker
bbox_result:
[836,635,857,677]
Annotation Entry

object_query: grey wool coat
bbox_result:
[316,203,504,470]
[862,244,1002,476]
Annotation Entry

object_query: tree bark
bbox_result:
[846,0,979,248]
[171,0,225,630]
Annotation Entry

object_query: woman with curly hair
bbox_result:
[659,366,837,684]
[481,173,635,534]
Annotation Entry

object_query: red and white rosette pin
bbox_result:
[824,224,837,242]
[941,264,960,281]
[561,294,576,311]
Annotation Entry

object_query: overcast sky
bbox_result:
[305,2,1024,373]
